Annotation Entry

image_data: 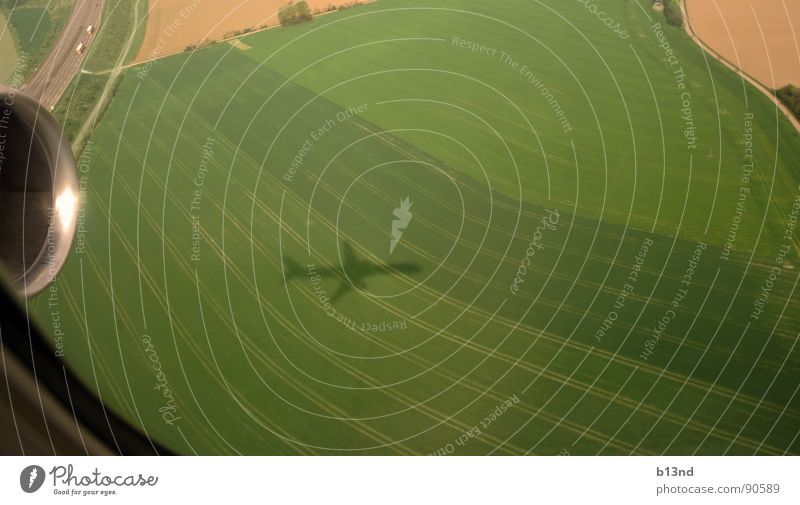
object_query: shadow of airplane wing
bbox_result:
[329,280,352,303]
[284,257,307,280]
[342,240,359,268]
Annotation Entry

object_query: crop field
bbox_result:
[0,12,18,83]
[133,0,364,63]
[33,0,800,454]
[0,0,72,80]
[7,5,51,58]
[685,0,800,88]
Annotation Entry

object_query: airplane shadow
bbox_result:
[284,241,421,302]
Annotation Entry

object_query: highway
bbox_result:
[23,0,105,109]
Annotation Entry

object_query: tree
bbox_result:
[662,0,684,28]
[777,84,800,120]
[278,1,313,27]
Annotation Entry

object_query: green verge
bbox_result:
[0,0,71,81]
[53,73,117,142]
[83,0,146,72]
[8,6,51,58]
[32,0,800,455]
[55,0,146,147]
[0,12,19,83]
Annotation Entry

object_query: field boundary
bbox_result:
[121,0,380,71]
[71,0,144,154]
[681,1,800,134]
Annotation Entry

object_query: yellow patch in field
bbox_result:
[227,39,252,52]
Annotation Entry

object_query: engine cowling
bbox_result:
[0,86,78,297]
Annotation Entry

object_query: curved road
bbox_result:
[23,0,104,109]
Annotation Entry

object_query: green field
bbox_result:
[0,12,18,83]
[8,5,51,57]
[34,0,800,455]
[0,0,71,81]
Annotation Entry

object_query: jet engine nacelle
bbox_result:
[0,86,78,297]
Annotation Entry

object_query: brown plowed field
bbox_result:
[133,0,358,63]
[684,0,800,88]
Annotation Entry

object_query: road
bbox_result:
[22,0,105,109]
[72,0,142,151]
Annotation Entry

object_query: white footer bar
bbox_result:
[1,456,798,503]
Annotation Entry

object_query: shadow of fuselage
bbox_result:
[285,241,421,302]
